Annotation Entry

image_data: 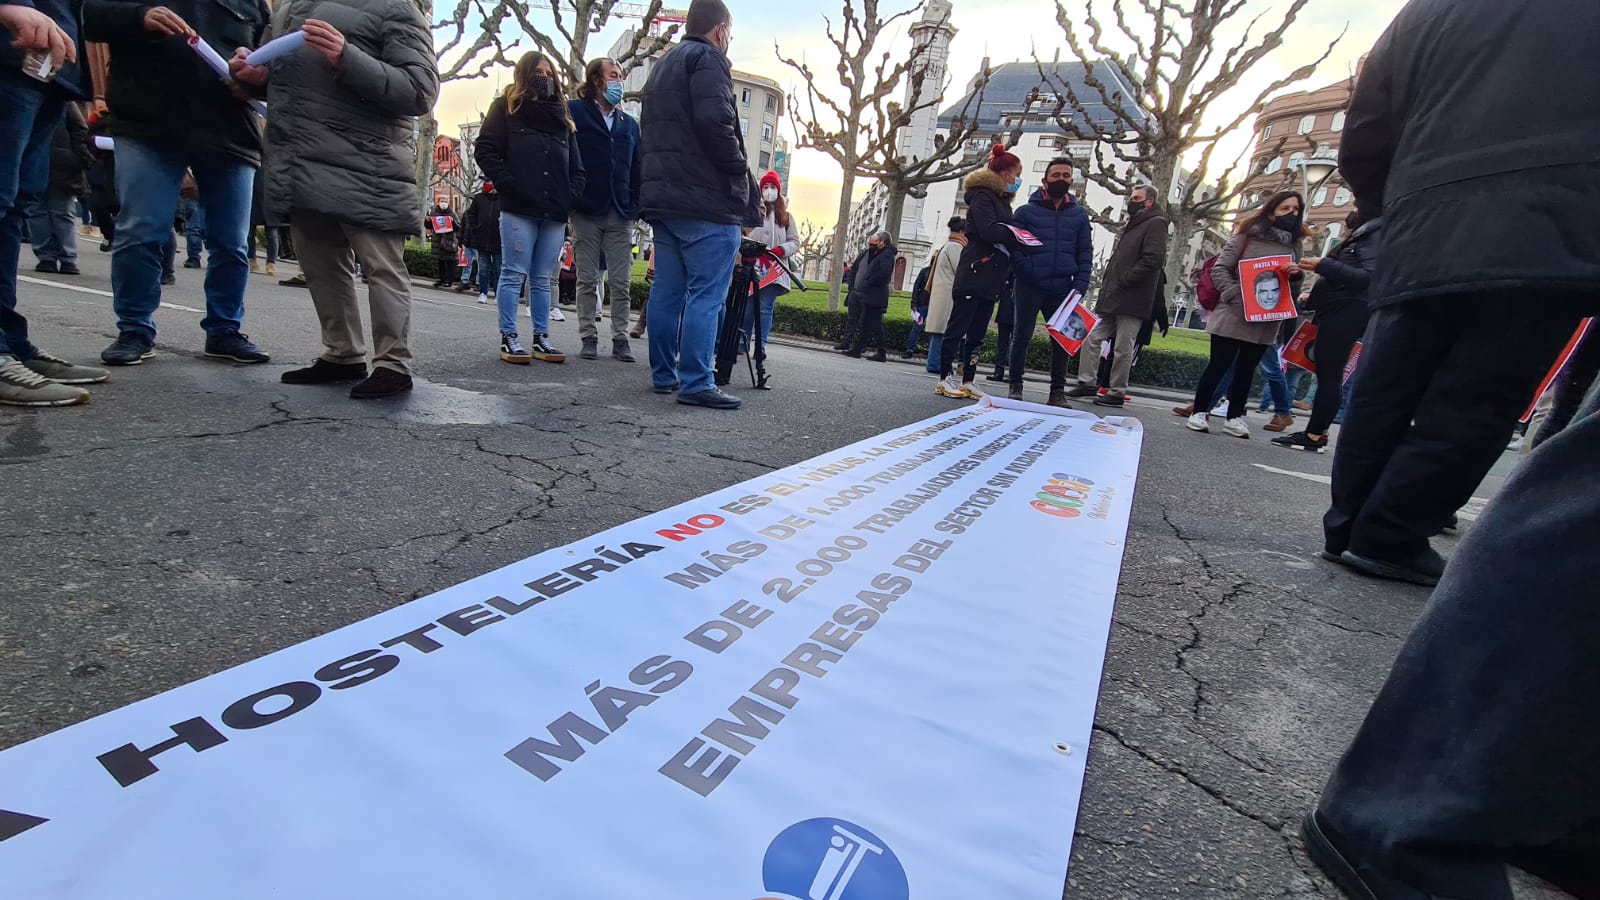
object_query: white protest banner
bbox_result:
[0,399,1144,900]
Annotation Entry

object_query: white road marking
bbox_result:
[1252,463,1331,484]
[1253,462,1493,524]
[20,274,203,313]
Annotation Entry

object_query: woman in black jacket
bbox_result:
[937,143,1030,399]
[1273,210,1381,452]
[475,51,587,365]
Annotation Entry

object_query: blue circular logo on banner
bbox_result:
[760,818,909,900]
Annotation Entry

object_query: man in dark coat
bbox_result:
[1008,156,1092,403]
[638,0,756,410]
[27,102,93,275]
[230,0,439,399]
[1069,184,1167,408]
[425,201,459,288]
[1302,1,1600,898]
[844,230,894,361]
[86,0,272,367]
[569,56,642,361]
[902,260,933,359]
[462,181,501,303]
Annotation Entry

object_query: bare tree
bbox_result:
[433,0,677,87]
[796,219,831,280]
[1036,0,1342,290]
[779,0,939,310]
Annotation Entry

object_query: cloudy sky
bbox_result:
[434,0,1405,228]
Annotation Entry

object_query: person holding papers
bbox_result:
[742,169,797,362]
[1007,157,1092,405]
[85,0,272,367]
[1066,183,1167,409]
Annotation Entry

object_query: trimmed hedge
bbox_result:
[397,253,1211,390]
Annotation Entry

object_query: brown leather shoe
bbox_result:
[1173,404,1195,417]
[1265,414,1295,432]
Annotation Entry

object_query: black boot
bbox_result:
[987,364,1007,383]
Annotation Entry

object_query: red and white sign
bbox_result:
[1046,291,1097,356]
[1001,225,1043,248]
[1282,321,1318,373]
[1521,319,1594,423]
[1343,341,1363,385]
[1239,255,1296,323]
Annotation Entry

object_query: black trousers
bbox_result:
[1306,303,1369,436]
[841,301,865,346]
[850,306,886,355]
[1318,380,1600,898]
[940,294,997,381]
[1192,334,1268,420]
[992,321,1013,375]
[1010,282,1070,388]
[1324,293,1583,559]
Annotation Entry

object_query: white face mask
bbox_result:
[761,187,779,203]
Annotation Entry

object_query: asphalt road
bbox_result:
[0,249,1524,898]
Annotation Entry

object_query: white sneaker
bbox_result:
[551,308,567,321]
[935,374,966,398]
[1186,412,1211,432]
[1223,417,1251,439]
[1210,399,1229,417]
[477,293,488,304]
[960,382,984,399]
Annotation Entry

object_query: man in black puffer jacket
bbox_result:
[638,0,758,411]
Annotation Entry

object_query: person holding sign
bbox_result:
[742,169,797,361]
[1066,183,1167,409]
[85,0,272,368]
[1008,157,1092,405]
[1184,190,1305,438]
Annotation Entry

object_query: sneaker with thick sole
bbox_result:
[936,374,966,398]
[1272,431,1328,453]
[1210,399,1230,417]
[1340,548,1446,587]
[579,338,599,360]
[477,294,489,304]
[960,382,984,399]
[612,339,635,363]
[57,261,79,275]
[23,351,109,384]
[350,367,413,400]
[1223,417,1251,439]
[101,332,155,366]
[0,356,90,407]
[281,359,368,384]
[500,333,532,364]
[1186,412,1211,432]
[531,334,565,363]
[550,308,567,322]
[1065,384,1098,399]
[678,387,741,409]
[204,331,270,364]
[34,260,57,273]
[1007,383,1024,401]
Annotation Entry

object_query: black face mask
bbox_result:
[1045,180,1071,199]
[1271,213,1302,235]
[529,75,558,102]
[1126,199,1147,216]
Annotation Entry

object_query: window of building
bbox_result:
[1331,110,1346,132]
[1288,151,1307,171]
[1324,222,1343,243]
[761,122,773,144]
[1313,187,1329,206]
[1264,122,1275,138]
[739,117,749,135]
[759,150,771,169]
[1266,156,1284,174]
[1297,114,1316,135]
[1333,187,1353,207]
[1038,134,1057,147]
[1314,142,1333,159]
[765,94,775,113]
[740,88,751,106]
[1034,159,1050,172]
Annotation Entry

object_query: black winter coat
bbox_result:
[1097,205,1170,319]
[911,264,933,313]
[1343,0,1600,309]
[568,97,641,220]
[475,96,586,223]
[638,36,758,227]
[1304,219,1382,316]
[850,245,896,310]
[462,190,502,251]
[953,168,1029,301]
[84,0,267,166]
[50,103,94,196]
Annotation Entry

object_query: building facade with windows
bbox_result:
[1237,79,1356,252]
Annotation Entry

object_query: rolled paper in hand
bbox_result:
[189,35,269,117]
[244,30,305,66]
[93,136,114,151]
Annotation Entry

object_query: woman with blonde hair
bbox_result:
[475,51,587,364]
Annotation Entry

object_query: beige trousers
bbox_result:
[290,211,414,375]
[1076,314,1144,392]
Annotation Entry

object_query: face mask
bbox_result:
[530,75,556,102]
[761,187,779,203]
[1045,180,1071,199]
[1007,177,1022,194]
[1272,213,1302,234]
[1127,199,1146,216]
[604,81,624,106]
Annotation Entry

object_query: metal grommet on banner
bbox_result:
[1053,742,1073,755]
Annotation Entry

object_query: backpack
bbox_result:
[1195,254,1222,311]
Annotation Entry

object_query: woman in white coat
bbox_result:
[923,216,967,374]
[743,170,801,358]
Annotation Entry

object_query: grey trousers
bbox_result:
[1076,313,1143,392]
[290,211,413,375]
[572,210,634,342]
[1318,381,1600,897]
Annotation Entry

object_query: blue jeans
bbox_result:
[111,138,254,338]
[0,77,62,360]
[905,316,925,355]
[476,251,500,295]
[645,217,740,394]
[1255,345,1304,415]
[27,187,78,265]
[741,283,783,355]
[179,196,205,263]
[926,333,947,373]
[496,213,565,335]
[460,247,475,284]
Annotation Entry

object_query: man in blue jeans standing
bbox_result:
[0,0,113,407]
[638,0,757,409]
[85,0,270,366]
